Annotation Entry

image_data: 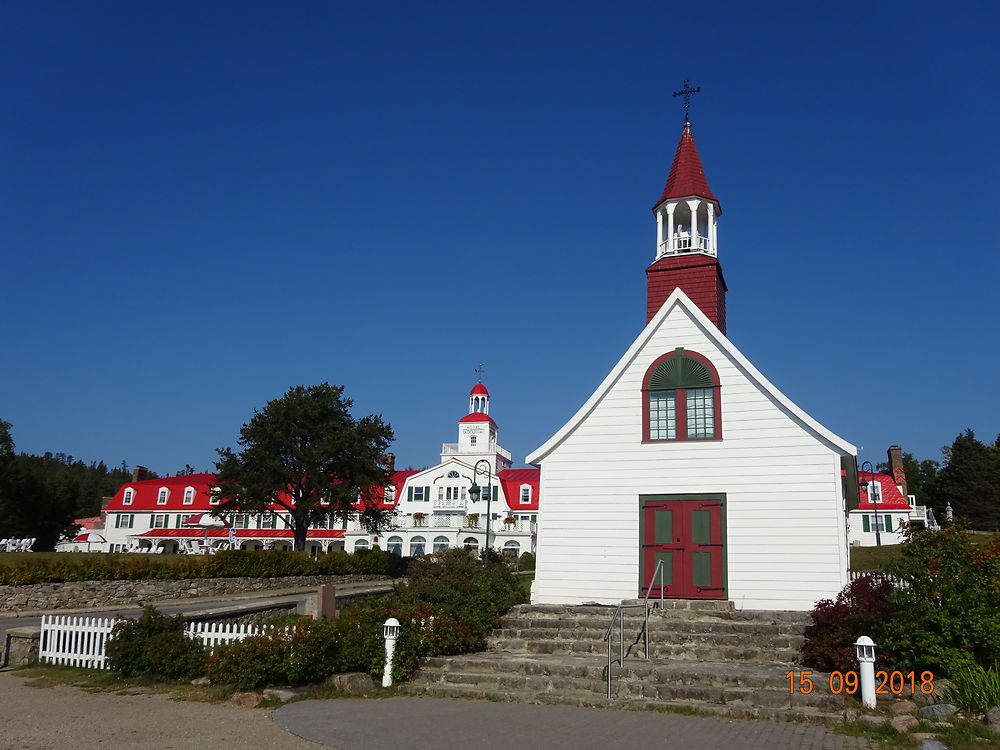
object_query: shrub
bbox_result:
[208,632,290,690]
[106,606,207,680]
[517,552,535,571]
[0,547,405,585]
[206,618,341,689]
[401,547,528,637]
[879,525,1000,675]
[801,574,895,672]
[334,598,481,683]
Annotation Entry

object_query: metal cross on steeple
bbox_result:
[672,79,701,126]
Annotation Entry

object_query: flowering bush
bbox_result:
[801,574,895,672]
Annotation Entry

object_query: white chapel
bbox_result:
[527,114,857,612]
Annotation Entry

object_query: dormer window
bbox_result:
[183,487,195,505]
[123,488,134,506]
[520,485,532,504]
[209,488,220,506]
[157,488,169,505]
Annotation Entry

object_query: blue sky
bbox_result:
[2,0,998,476]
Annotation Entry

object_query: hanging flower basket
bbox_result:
[503,516,517,526]
[465,513,480,527]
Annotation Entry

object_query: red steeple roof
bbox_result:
[653,125,719,210]
[470,383,489,396]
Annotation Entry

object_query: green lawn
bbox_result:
[849,544,905,572]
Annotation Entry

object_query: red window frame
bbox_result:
[641,349,722,442]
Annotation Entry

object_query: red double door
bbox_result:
[641,496,726,600]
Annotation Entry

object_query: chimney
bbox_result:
[132,465,148,482]
[887,445,907,496]
[382,453,396,474]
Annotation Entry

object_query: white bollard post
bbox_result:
[382,618,401,688]
[854,635,877,709]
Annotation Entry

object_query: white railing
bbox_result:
[439,443,513,461]
[658,234,711,255]
[40,615,267,670]
[433,498,467,511]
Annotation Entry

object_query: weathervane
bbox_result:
[672,79,700,126]
[475,362,485,383]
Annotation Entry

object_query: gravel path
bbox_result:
[0,670,323,750]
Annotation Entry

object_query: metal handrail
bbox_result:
[603,559,665,699]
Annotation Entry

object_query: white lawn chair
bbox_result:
[0,539,9,552]
[21,538,36,551]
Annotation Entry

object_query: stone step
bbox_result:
[502,606,810,627]
[488,637,803,665]
[420,653,802,690]
[497,618,809,638]
[403,677,849,724]
[419,670,841,710]
[491,623,807,642]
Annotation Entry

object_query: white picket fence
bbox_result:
[39,615,267,670]
[183,620,263,651]
[39,615,117,669]
[848,570,906,587]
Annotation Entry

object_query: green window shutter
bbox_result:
[884,515,893,532]
[407,487,413,502]
[425,486,431,501]
[649,350,713,390]
[862,515,870,532]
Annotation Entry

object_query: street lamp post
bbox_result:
[859,460,881,547]
[468,459,492,563]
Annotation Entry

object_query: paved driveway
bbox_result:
[274,696,869,750]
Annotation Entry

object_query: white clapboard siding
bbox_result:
[39,616,268,670]
[529,293,854,611]
[40,615,116,669]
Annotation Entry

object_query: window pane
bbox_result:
[686,388,714,438]
[649,390,676,440]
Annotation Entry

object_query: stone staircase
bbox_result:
[404,601,850,722]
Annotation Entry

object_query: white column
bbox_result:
[706,202,716,256]
[666,203,676,253]
[656,210,664,257]
[686,199,701,249]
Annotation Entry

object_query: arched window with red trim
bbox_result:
[642,348,722,442]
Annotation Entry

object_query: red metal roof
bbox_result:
[470,383,489,396]
[459,413,497,426]
[856,471,913,511]
[104,474,218,512]
[497,468,540,511]
[653,125,719,210]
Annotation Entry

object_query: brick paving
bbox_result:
[274,696,869,750]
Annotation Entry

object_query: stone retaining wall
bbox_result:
[0,574,389,614]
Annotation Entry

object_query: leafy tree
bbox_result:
[935,429,1000,531]
[214,383,395,551]
[0,419,136,549]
